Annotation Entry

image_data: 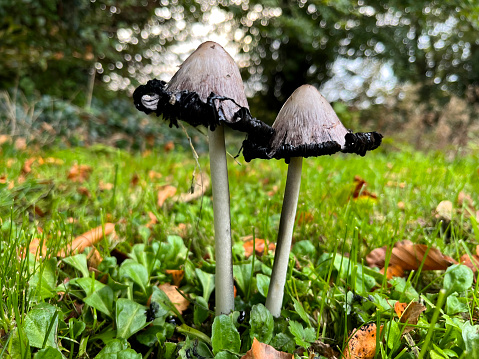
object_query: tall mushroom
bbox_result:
[133,41,273,315]
[242,84,382,317]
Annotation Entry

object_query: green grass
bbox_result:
[0,138,478,358]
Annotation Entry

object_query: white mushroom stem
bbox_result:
[265,156,303,317]
[208,125,235,315]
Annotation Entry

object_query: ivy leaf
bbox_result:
[249,304,274,344]
[116,298,147,339]
[211,315,241,355]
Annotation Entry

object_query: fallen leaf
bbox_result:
[148,170,163,180]
[158,283,189,314]
[458,191,474,210]
[366,240,455,273]
[394,301,426,334]
[146,212,158,228]
[14,137,27,150]
[0,134,11,145]
[309,341,339,359]
[27,238,48,258]
[460,253,479,273]
[130,173,140,187]
[243,236,275,258]
[77,187,91,197]
[344,323,382,359]
[397,201,405,210]
[164,141,175,152]
[173,172,210,203]
[58,223,116,257]
[351,176,377,200]
[157,185,177,207]
[296,211,314,225]
[0,174,7,184]
[99,181,114,191]
[380,265,404,279]
[67,164,93,183]
[22,157,37,174]
[87,247,103,269]
[241,338,292,359]
[165,269,185,286]
[267,185,279,197]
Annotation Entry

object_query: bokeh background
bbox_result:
[1,0,478,151]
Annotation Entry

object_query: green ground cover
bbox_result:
[0,139,478,358]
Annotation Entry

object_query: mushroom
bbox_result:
[242,84,382,317]
[133,41,273,315]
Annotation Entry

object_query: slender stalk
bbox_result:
[266,156,303,317]
[208,125,234,315]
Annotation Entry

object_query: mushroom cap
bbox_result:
[167,41,249,122]
[242,84,383,162]
[269,84,349,155]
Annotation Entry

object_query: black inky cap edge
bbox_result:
[133,79,274,141]
[242,131,383,163]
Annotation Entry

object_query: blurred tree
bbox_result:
[0,0,203,105]
[222,0,479,121]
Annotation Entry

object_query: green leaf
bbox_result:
[24,303,58,349]
[75,277,105,297]
[270,333,296,353]
[256,274,270,298]
[116,298,147,339]
[28,258,57,300]
[462,322,479,358]
[195,268,215,303]
[214,351,237,359]
[62,254,89,278]
[288,320,314,349]
[69,318,86,338]
[233,263,252,298]
[94,338,142,358]
[34,347,62,359]
[292,240,317,259]
[177,324,212,345]
[211,315,241,355]
[384,321,400,351]
[249,304,274,344]
[444,264,474,295]
[161,341,178,359]
[84,285,114,317]
[119,261,149,293]
[292,297,311,327]
[159,235,188,268]
[194,296,210,326]
[446,294,469,315]
[8,326,31,359]
[130,244,160,276]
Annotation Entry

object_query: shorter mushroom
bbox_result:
[242,84,382,317]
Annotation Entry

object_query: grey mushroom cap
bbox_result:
[167,41,249,122]
[242,84,383,162]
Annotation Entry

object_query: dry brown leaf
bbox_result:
[267,185,279,197]
[146,212,158,228]
[344,323,382,359]
[241,338,293,359]
[67,164,93,183]
[27,238,48,258]
[351,176,377,200]
[77,187,91,197]
[164,141,175,152]
[158,283,189,314]
[148,170,163,180]
[87,247,103,269]
[394,301,426,334]
[166,269,185,286]
[0,134,11,146]
[173,173,210,203]
[243,236,275,258]
[99,181,114,191]
[14,137,27,150]
[0,174,7,184]
[130,173,140,187]
[157,185,177,207]
[366,240,455,273]
[296,211,314,225]
[22,157,37,174]
[460,253,479,273]
[58,223,116,257]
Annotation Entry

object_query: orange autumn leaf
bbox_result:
[22,157,37,174]
[460,253,479,273]
[351,176,377,200]
[67,164,93,183]
[158,283,189,314]
[380,264,404,279]
[146,211,158,228]
[165,269,185,286]
[394,301,426,334]
[157,185,177,207]
[58,223,116,257]
[164,141,175,152]
[344,323,382,359]
[241,338,293,359]
[243,236,275,258]
[148,170,163,180]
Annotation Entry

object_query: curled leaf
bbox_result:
[394,301,426,334]
[241,338,292,359]
[344,323,382,359]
